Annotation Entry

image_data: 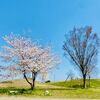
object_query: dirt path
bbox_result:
[0,97,98,100]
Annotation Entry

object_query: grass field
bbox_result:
[0,79,100,98]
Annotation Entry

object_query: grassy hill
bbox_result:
[0,79,100,98]
[50,79,100,88]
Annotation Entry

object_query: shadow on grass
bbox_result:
[68,84,83,88]
[0,87,33,95]
[36,87,77,90]
[0,87,77,93]
[68,84,91,89]
[0,86,83,96]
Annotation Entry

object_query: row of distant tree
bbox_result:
[0,26,99,89]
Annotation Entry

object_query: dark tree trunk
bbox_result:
[88,75,90,87]
[31,84,34,90]
[31,72,36,90]
[24,72,32,88]
[23,72,37,90]
[83,74,86,88]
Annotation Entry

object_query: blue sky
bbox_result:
[0,0,100,81]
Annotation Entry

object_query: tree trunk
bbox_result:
[31,72,36,90]
[83,74,86,88]
[31,83,34,90]
[88,75,90,88]
[23,71,37,90]
[24,72,32,88]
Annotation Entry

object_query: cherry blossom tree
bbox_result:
[63,26,99,88]
[0,34,59,90]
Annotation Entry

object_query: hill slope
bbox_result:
[50,79,100,88]
[0,79,100,98]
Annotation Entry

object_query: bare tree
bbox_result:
[65,70,75,88]
[87,67,97,87]
[65,70,74,81]
[63,26,99,88]
[0,34,59,90]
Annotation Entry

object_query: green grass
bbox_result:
[49,79,100,88]
[0,79,100,98]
